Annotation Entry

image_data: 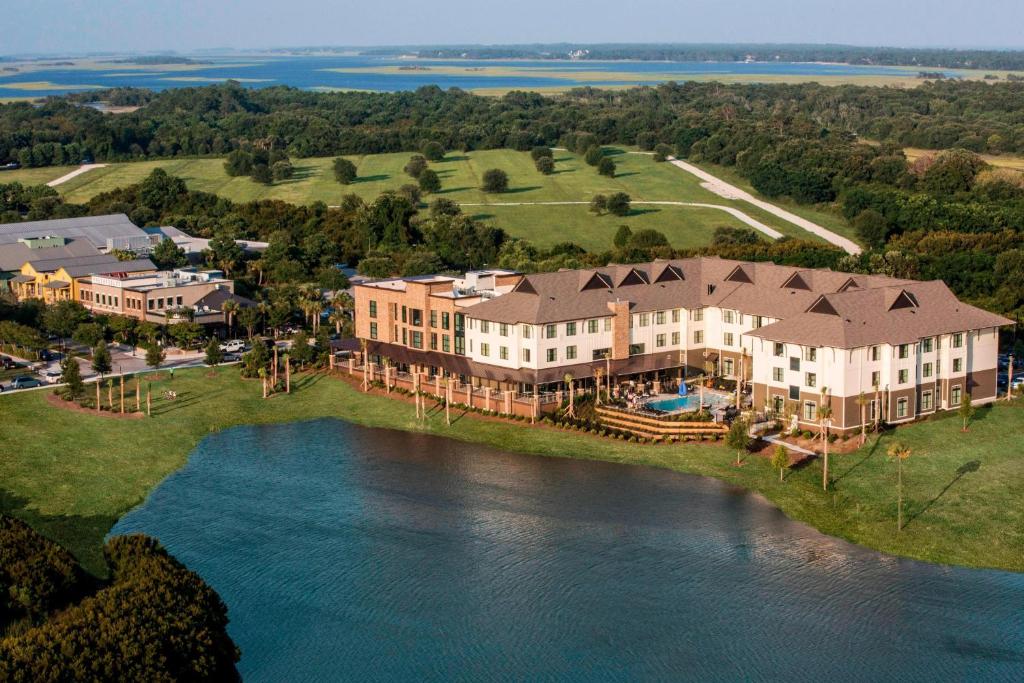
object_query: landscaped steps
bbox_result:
[595,406,728,439]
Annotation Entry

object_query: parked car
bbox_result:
[222,352,242,363]
[0,356,17,370]
[219,339,246,353]
[41,369,62,385]
[38,349,58,361]
[9,376,43,390]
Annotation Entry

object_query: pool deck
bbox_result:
[644,390,733,415]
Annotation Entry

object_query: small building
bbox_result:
[77,268,245,325]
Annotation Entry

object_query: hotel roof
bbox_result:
[0,214,147,249]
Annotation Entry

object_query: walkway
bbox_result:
[666,157,862,255]
[46,163,107,187]
[762,434,818,456]
[457,200,783,240]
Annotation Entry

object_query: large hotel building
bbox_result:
[354,258,1011,435]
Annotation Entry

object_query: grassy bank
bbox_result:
[1,366,1021,575]
[5,149,823,249]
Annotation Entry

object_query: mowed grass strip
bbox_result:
[0,366,1021,575]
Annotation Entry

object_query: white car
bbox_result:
[219,339,245,353]
[41,369,62,385]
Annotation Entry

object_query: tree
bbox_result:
[418,168,441,194]
[60,353,84,400]
[92,341,112,377]
[223,149,253,176]
[404,154,428,179]
[535,156,555,175]
[589,194,607,215]
[397,184,422,205]
[853,209,891,249]
[818,403,833,490]
[271,160,294,181]
[421,141,445,162]
[333,157,357,184]
[290,331,314,367]
[221,299,239,335]
[653,143,673,162]
[206,231,244,277]
[145,344,165,370]
[530,146,553,161]
[250,164,272,185]
[597,157,616,177]
[205,338,223,366]
[152,238,188,269]
[636,132,657,151]
[607,192,631,216]
[563,373,575,418]
[771,445,789,482]
[959,392,975,431]
[238,306,260,339]
[584,145,604,166]
[72,322,105,349]
[887,442,912,531]
[613,224,632,247]
[726,419,750,466]
[43,300,89,346]
[481,168,508,193]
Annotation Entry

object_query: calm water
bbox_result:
[0,55,939,98]
[110,419,1024,682]
[647,392,730,412]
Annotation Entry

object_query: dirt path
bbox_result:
[46,163,107,187]
[665,157,862,254]
[457,200,784,240]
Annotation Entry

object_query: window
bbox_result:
[803,401,817,422]
[774,343,785,357]
[723,358,734,376]
[922,362,933,378]
[430,310,437,328]
[430,333,438,350]
[896,398,908,419]
[869,400,878,421]
[789,385,800,401]
[870,346,880,361]
[402,329,407,345]
[638,313,650,327]
[442,312,450,330]
[723,332,734,347]
[671,309,681,323]
[593,348,610,361]
[806,373,816,388]
[411,309,422,327]
[603,318,612,332]
[953,358,963,373]
[753,315,765,329]
[566,322,576,336]
[655,311,666,325]
[481,320,490,334]
[723,310,735,324]
[565,345,577,360]
[952,386,962,405]
[148,300,154,311]
[442,335,450,352]
[921,337,933,353]
[871,371,881,388]
[953,333,964,348]
[522,324,532,339]
[499,323,508,337]
[401,306,407,323]
[656,333,667,348]
[628,343,645,356]
[499,346,508,360]
[898,344,909,359]
[546,348,557,363]
[790,357,800,372]
[454,336,464,356]
[522,348,531,362]
[480,343,490,357]
[804,347,817,362]
[898,369,908,384]
[773,367,784,382]
[693,331,704,345]
[369,322,378,340]
[671,332,680,346]
[411,331,423,349]
[921,391,933,411]
[369,300,377,318]
[692,309,704,322]
[545,324,557,339]
[588,319,598,334]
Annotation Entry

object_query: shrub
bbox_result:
[530,146,553,161]
[0,515,88,623]
[421,141,445,161]
[404,154,428,178]
[597,157,616,177]
[418,168,441,193]
[481,168,509,193]
[584,145,604,166]
[653,143,673,162]
[606,192,631,216]
[535,156,555,175]
[802,430,814,439]
[333,157,357,184]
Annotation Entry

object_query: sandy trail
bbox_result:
[46,163,107,187]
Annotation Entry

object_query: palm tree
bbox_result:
[887,442,912,531]
[330,292,353,336]
[855,391,868,445]
[563,373,575,418]
[819,402,834,491]
[249,258,266,287]
[360,338,369,391]
[221,299,239,336]
[594,367,604,405]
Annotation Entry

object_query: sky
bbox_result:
[5,0,1024,55]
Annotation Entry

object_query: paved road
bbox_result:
[46,163,107,187]
[457,200,784,240]
[666,157,862,255]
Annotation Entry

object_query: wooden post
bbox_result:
[1009,355,1015,401]
[348,358,354,376]
[466,383,471,407]
[485,388,491,413]
[108,380,113,411]
[414,373,421,419]
[120,375,125,414]
[329,353,335,371]
[273,346,279,386]
[135,377,141,412]
[532,392,539,424]
[385,365,391,394]
[96,381,101,412]
[285,356,291,394]
[445,379,451,426]
[146,385,152,417]
[435,374,440,397]
[363,360,370,391]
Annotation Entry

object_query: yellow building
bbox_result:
[11,254,156,304]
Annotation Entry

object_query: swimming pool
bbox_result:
[646,392,731,413]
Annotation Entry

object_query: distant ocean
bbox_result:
[0,55,941,98]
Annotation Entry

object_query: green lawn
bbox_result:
[0,165,76,186]
[1,366,1020,576]
[2,149,828,250]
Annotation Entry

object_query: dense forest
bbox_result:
[360,43,1024,70]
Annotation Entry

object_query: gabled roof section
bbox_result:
[781,271,811,291]
[807,295,840,316]
[513,277,538,295]
[725,265,753,284]
[653,263,684,283]
[579,271,613,292]
[887,289,919,311]
[837,277,860,292]
[618,267,649,287]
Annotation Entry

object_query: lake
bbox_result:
[110,419,1024,681]
[0,55,940,98]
